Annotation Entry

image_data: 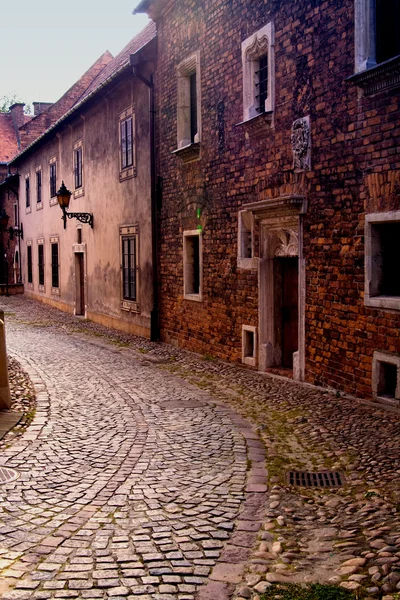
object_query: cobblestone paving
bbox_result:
[2,297,400,599]
[0,299,262,600]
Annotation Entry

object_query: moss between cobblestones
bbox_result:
[260,583,357,600]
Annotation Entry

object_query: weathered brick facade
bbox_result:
[136,0,400,401]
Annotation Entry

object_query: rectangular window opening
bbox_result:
[190,72,198,143]
[121,117,133,170]
[25,177,30,208]
[74,147,83,189]
[376,0,400,64]
[122,235,137,301]
[36,171,42,204]
[185,235,200,295]
[51,243,59,289]
[27,246,33,284]
[38,244,44,286]
[50,163,57,198]
[371,222,400,297]
[378,362,397,398]
[255,54,269,114]
[244,330,255,358]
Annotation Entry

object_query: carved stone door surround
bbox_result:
[243,195,307,380]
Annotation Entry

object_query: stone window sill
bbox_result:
[348,54,400,95]
[184,293,203,302]
[235,111,273,139]
[119,166,136,182]
[50,197,58,207]
[121,299,140,313]
[73,187,85,199]
[238,257,258,270]
[172,143,201,163]
[365,294,400,311]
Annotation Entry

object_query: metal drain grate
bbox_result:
[287,470,344,488]
[0,466,19,485]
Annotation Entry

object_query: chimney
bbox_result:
[32,102,53,116]
[10,103,25,130]
[9,103,25,150]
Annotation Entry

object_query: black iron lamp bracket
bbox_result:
[62,207,93,229]
[8,224,23,240]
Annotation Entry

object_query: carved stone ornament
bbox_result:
[291,116,311,172]
[271,229,299,257]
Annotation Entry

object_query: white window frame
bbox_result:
[242,325,257,367]
[238,210,258,269]
[177,52,201,149]
[372,351,400,405]
[183,229,203,302]
[242,22,274,122]
[365,211,400,311]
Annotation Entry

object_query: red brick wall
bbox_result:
[154,0,400,399]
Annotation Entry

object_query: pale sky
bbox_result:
[0,1,150,110]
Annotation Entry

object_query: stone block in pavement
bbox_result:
[209,562,245,583]
[196,580,232,600]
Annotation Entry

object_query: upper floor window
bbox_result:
[119,107,136,181]
[25,176,30,208]
[50,161,57,198]
[355,0,400,72]
[36,169,42,205]
[175,52,201,160]
[241,23,274,122]
[74,146,83,189]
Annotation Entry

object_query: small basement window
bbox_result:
[372,351,400,405]
[242,325,257,367]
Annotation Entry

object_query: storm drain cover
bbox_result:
[0,466,19,485]
[287,470,344,488]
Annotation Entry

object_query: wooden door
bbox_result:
[281,258,298,368]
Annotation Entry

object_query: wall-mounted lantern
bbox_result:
[0,209,23,239]
[56,181,93,229]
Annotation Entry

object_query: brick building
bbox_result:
[133,0,400,404]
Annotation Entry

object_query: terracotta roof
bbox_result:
[18,50,114,151]
[0,114,19,162]
[10,23,156,164]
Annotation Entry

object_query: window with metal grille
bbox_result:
[74,147,83,189]
[120,117,133,170]
[25,177,30,208]
[27,246,33,284]
[51,243,59,289]
[255,54,269,114]
[190,72,198,143]
[122,235,137,301]
[36,171,42,204]
[50,163,57,198]
[38,244,44,286]
[376,0,400,63]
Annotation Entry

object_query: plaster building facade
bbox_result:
[133,0,400,405]
[7,23,157,338]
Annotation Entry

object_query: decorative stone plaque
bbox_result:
[291,116,311,172]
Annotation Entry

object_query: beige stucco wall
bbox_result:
[18,74,153,337]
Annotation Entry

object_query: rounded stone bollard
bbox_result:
[0,311,11,409]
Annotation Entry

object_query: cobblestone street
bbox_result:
[0,298,267,600]
[1,297,400,600]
